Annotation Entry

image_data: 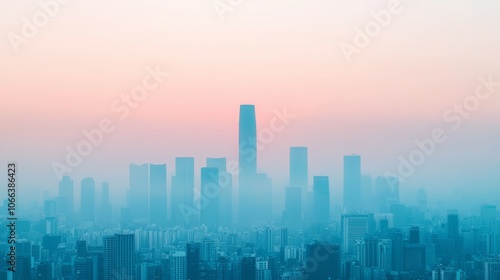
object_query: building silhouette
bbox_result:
[58,176,74,220]
[81,177,96,222]
[172,157,195,227]
[150,164,167,227]
[200,167,220,230]
[239,104,257,226]
[344,154,362,211]
[128,163,149,222]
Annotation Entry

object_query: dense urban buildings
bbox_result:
[1,104,498,280]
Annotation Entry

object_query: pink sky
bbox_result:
[1,0,499,209]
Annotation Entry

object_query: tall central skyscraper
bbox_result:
[344,154,362,211]
[239,104,257,226]
[239,104,257,177]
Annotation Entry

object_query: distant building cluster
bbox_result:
[1,105,499,279]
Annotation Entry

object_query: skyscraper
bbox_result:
[239,104,257,226]
[312,176,330,227]
[58,176,74,220]
[284,187,302,228]
[447,214,459,239]
[290,147,308,190]
[80,177,95,222]
[150,164,167,227]
[344,154,362,211]
[172,157,195,227]
[303,242,341,280]
[101,182,112,224]
[342,214,374,254]
[239,104,257,177]
[284,147,307,227]
[207,157,233,227]
[375,176,399,213]
[171,251,187,280]
[103,233,135,280]
[241,256,257,280]
[186,242,200,280]
[290,147,308,214]
[200,167,220,230]
[129,163,149,221]
[115,233,135,279]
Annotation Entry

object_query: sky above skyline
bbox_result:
[1,0,499,211]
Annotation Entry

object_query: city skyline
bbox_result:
[1,1,500,210]
[1,1,500,279]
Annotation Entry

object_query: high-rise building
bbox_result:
[104,233,135,280]
[378,239,392,272]
[172,157,195,227]
[207,157,233,227]
[58,176,74,220]
[303,242,341,280]
[284,187,301,228]
[481,204,497,231]
[241,256,256,280]
[290,147,308,189]
[344,155,362,211]
[129,163,149,221]
[375,176,399,213]
[313,176,330,227]
[342,214,374,254]
[389,229,404,272]
[171,251,187,280]
[150,164,167,227]
[239,104,257,177]
[201,167,220,230]
[239,104,257,226]
[485,261,500,279]
[101,182,112,224]
[217,256,231,280]
[81,177,95,222]
[447,214,459,239]
[186,243,200,280]
[290,146,308,215]
[116,233,135,279]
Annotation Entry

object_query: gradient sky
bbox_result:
[1,0,499,212]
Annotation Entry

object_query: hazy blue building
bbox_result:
[290,146,308,214]
[150,164,167,227]
[172,157,195,227]
[376,176,399,213]
[342,214,374,255]
[81,177,96,222]
[344,154,362,211]
[304,242,341,280]
[284,187,302,228]
[129,163,149,221]
[201,167,220,230]
[103,233,135,280]
[101,182,112,224]
[241,256,256,280]
[448,214,460,239]
[207,157,233,227]
[313,176,330,227]
[239,104,257,226]
[186,242,201,280]
[58,175,74,220]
